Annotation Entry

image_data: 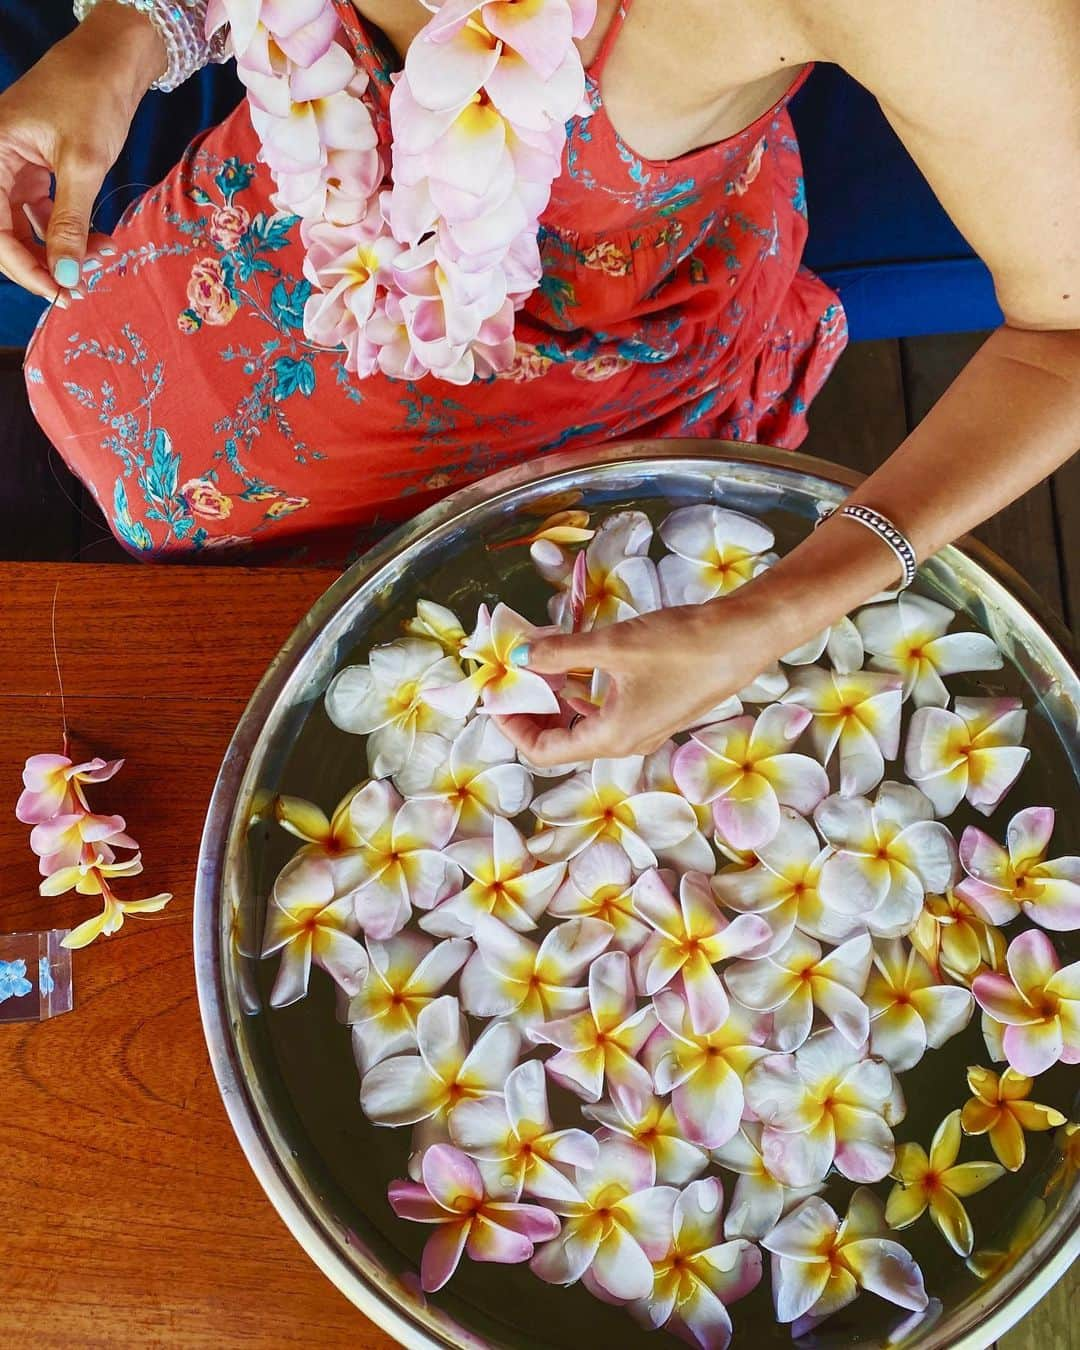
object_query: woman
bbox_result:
[1,0,1077,766]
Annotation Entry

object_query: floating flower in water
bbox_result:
[960,1065,1065,1171]
[270,784,370,856]
[28,809,136,876]
[972,929,1080,1076]
[41,853,173,950]
[725,931,874,1052]
[885,1109,1004,1256]
[393,718,533,836]
[910,888,1006,985]
[855,593,1002,707]
[425,603,560,717]
[865,938,973,1071]
[905,696,1029,818]
[402,599,468,655]
[657,505,774,606]
[388,1144,560,1292]
[548,842,651,952]
[966,1197,1046,1282]
[957,806,1080,932]
[711,1124,822,1242]
[1044,1121,1080,1198]
[672,705,829,851]
[764,1188,928,1328]
[15,752,123,824]
[641,743,719,875]
[543,510,661,630]
[583,1080,709,1185]
[493,509,594,552]
[782,668,903,797]
[261,854,370,1007]
[781,616,864,675]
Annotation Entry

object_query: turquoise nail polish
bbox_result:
[53,257,81,289]
[509,643,531,667]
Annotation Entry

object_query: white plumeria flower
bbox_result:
[905,696,1029,817]
[711,1124,823,1242]
[262,855,370,1008]
[530,1135,678,1303]
[548,842,652,953]
[642,743,719,875]
[782,668,903,797]
[745,1028,905,1187]
[459,914,614,1027]
[856,593,1003,708]
[658,505,774,605]
[529,950,657,1102]
[763,1189,927,1329]
[631,869,771,1034]
[583,1080,710,1185]
[392,718,533,836]
[865,939,973,1071]
[402,599,467,655]
[957,805,1080,931]
[324,637,466,777]
[425,603,560,717]
[449,1058,599,1202]
[782,616,864,674]
[672,705,829,851]
[643,990,771,1149]
[422,815,566,937]
[736,663,790,705]
[529,755,698,868]
[547,510,662,630]
[725,931,874,1051]
[629,1177,762,1350]
[814,784,959,938]
[347,932,472,1072]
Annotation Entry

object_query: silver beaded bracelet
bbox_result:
[74,0,228,92]
[816,503,919,589]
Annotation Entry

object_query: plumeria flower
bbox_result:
[548,842,652,952]
[781,616,864,674]
[711,1124,822,1242]
[815,785,959,939]
[324,637,466,778]
[745,1028,905,1186]
[672,705,829,851]
[261,854,370,1008]
[529,950,656,1101]
[856,593,1003,708]
[530,1135,677,1303]
[392,718,533,836]
[388,1144,560,1292]
[425,603,560,717]
[910,887,1006,986]
[270,784,370,856]
[402,599,467,655]
[865,939,973,1071]
[957,806,1080,932]
[1044,1121,1080,1199]
[40,853,172,950]
[657,505,774,606]
[347,932,472,1072]
[529,755,698,868]
[422,815,565,937]
[885,1109,1004,1256]
[29,809,137,876]
[960,1065,1066,1171]
[630,1177,762,1350]
[544,510,661,630]
[643,990,771,1148]
[459,913,613,1026]
[905,696,1029,818]
[583,1080,710,1185]
[631,869,770,1034]
[725,931,874,1051]
[15,751,123,824]
[493,509,594,552]
[782,668,903,797]
[641,743,719,875]
[764,1189,928,1328]
[967,1196,1046,1283]
[449,1058,598,1202]
[972,929,1080,1076]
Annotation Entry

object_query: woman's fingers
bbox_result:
[0,154,57,297]
[520,627,624,677]
[46,148,106,288]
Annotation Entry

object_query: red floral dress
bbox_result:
[25,1,847,562]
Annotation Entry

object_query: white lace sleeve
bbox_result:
[73,0,230,92]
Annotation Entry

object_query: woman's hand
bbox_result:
[0,2,165,300]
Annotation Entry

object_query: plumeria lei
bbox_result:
[206,0,596,384]
[255,502,1077,1346]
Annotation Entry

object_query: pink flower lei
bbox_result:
[207,0,597,385]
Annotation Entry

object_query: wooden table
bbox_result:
[0,563,1073,1348]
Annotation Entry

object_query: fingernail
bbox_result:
[509,644,531,668]
[53,257,81,289]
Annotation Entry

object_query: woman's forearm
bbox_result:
[76,1,169,105]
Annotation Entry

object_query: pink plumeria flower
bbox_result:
[42,852,172,951]
[672,705,829,852]
[641,743,719,875]
[644,990,771,1149]
[347,932,472,1072]
[856,593,1003,708]
[905,696,1029,818]
[402,599,468,656]
[657,505,774,606]
[388,1144,560,1292]
[545,510,661,630]
[548,842,652,952]
[763,1189,928,1329]
[324,637,466,778]
[865,938,973,1071]
[745,1028,905,1186]
[972,929,1080,1076]
[392,718,533,836]
[530,755,698,868]
[302,216,403,349]
[631,869,770,1034]
[423,815,566,937]
[261,854,370,1008]
[207,0,341,72]
[449,1058,598,1202]
[584,1079,710,1185]
[782,668,903,797]
[16,752,123,824]
[460,913,614,1026]
[725,931,874,1052]
[29,809,137,877]
[529,950,656,1101]
[710,1124,822,1242]
[530,1135,677,1302]
[815,784,959,938]
[782,616,864,674]
[629,1177,762,1350]
[425,603,559,717]
[957,806,1080,932]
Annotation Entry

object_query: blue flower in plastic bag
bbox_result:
[0,958,32,1002]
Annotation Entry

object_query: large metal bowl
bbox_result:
[194,440,1079,1350]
